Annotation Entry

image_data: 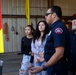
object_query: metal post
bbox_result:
[0,60,3,75]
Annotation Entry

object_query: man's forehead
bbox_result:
[47,9,51,13]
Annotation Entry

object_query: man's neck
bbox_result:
[52,17,60,24]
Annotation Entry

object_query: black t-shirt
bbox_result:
[21,36,32,55]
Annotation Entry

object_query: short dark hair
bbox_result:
[49,6,62,18]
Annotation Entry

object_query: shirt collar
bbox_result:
[50,20,61,30]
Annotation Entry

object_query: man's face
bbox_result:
[45,8,54,25]
[72,20,76,30]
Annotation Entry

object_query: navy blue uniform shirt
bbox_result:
[44,20,70,62]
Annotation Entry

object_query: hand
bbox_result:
[29,52,34,56]
[28,63,33,70]
[29,66,43,74]
[37,58,45,62]
[38,52,44,57]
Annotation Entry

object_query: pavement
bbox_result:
[0,52,75,75]
[0,52,22,75]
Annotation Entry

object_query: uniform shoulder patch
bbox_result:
[55,28,63,34]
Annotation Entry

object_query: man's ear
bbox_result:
[52,13,56,18]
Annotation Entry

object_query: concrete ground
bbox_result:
[0,52,22,75]
[0,52,75,75]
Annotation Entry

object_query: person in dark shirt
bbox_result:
[30,6,70,75]
[19,25,34,75]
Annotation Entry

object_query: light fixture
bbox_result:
[11,26,15,33]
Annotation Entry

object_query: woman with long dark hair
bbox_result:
[31,20,49,75]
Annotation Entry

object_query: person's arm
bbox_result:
[44,46,64,67]
[18,37,25,55]
[21,38,23,51]
[28,56,34,69]
[30,56,34,63]
[31,41,39,55]
[30,46,64,74]
[21,37,25,53]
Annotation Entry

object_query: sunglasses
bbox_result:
[45,12,54,16]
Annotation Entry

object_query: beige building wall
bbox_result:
[2,0,47,15]
[2,0,76,52]
[2,0,47,52]
[54,0,76,16]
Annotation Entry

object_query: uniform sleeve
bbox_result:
[52,27,66,48]
[31,41,39,54]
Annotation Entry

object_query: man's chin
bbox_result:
[47,22,51,26]
[46,21,50,25]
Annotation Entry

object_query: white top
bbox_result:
[31,35,48,62]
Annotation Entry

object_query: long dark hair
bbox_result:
[33,20,49,43]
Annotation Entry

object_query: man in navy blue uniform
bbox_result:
[30,6,70,75]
